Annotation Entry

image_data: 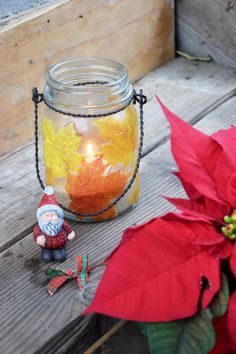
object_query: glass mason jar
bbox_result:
[42,58,140,222]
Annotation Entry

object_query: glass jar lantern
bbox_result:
[33,58,146,222]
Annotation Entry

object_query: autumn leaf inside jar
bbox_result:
[42,58,141,221]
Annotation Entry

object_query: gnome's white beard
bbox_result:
[39,217,63,236]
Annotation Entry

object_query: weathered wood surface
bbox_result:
[1,58,236,253]
[176,0,236,68]
[0,0,174,155]
[0,91,235,354]
[136,58,236,154]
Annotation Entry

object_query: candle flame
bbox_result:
[86,143,95,158]
[85,143,97,163]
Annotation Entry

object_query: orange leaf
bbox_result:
[66,158,128,221]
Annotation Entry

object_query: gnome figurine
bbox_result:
[33,186,75,262]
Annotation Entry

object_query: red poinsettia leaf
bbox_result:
[211,127,236,207]
[165,197,215,222]
[204,197,231,222]
[157,97,223,203]
[229,244,236,278]
[163,213,231,253]
[227,291,236,350]
[84,216,221,322]
[209,240,233,260]
[163,211,212,224]
[212,126,236,159]
[166,196,230,224]
[209,314,229,354]
[226,171,236,209]
[173,172,202,200]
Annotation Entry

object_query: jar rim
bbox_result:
[47,57,128,92]
[44,57,133,114]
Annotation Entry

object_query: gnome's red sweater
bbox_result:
[33,221,72,249]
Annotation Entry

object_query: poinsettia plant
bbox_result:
[84,98,236,353]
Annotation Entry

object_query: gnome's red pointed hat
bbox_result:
[36,186,64,220]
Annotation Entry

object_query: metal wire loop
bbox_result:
[32,87,43,104]
[133,90,147,105]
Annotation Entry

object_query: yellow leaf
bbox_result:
[45,166,54,186]
[92,105,138,167]
[129,172,140,205]
[42,117,83,184]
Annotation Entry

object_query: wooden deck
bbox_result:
[0,58,236,353]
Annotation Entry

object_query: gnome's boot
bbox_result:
[53,248,66,262]
[41,249,53,262]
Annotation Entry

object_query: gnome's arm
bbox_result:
[33,224,46,246]
[63,221,75,240]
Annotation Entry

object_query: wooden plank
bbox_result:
[176,0,236,68]
[59,315,118,354]
[0,0,174,155]
[37,314,98,354]
[0,96,235,354]
[1,58,236,252]
[136,57,236,155]
[37,313,117,354]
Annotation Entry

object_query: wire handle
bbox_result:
[32,86,147,217]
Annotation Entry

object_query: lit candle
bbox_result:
[85,143,97,163]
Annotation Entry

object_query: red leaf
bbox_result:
[163,213,232,257]
[227,292,236,350]
[209,315,230,354]
[166,196,230,224]
[157,97,223,203]
[212,126,236,160]
[209,239,233,260]
[173,172,202,200]
[226,172,236,210]
[165,197,216,222]
[211,127,236,207]
[84,216,221,322]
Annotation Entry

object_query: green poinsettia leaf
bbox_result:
[209,273,229,317]
[142,309,215,354]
